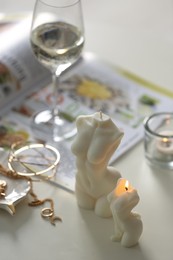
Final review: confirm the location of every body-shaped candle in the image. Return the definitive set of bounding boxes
[71,112,124,218]
[107,178,143,247]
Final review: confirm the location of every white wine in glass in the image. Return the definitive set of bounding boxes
[30,0,84,141]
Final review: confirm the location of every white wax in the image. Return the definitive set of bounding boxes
[71,112,124,218]
[107,178,143,247]
[156,130,173,154]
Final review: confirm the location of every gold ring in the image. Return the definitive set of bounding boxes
[41,208,53,218]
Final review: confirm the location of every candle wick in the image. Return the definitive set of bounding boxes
[100,111,103,120]
[162,138,171,147]
[125,187,128,191]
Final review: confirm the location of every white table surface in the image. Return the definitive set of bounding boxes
[1,0,173,260]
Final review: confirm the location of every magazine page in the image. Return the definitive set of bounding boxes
[0,17,51,116]
[8,52,173,191]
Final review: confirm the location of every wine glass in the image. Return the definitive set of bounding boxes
[30,0,84,142]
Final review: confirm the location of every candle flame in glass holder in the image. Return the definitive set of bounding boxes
[162,137,171,147]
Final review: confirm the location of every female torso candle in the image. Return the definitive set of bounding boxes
[107,178,143,247]
[71,112,124,218]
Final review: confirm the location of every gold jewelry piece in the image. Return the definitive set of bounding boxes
[0,180,7,198]
[0,164,62,225]
[41,208,54,218]
[8,142,60,177]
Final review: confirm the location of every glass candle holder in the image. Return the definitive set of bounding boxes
[144,112,173,169]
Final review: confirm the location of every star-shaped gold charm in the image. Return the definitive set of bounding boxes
[0,176,30,215]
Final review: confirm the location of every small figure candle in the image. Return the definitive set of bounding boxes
[107,178,143,247]
[71,112,124,218]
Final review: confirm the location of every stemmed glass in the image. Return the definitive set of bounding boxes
[30,0,84,141]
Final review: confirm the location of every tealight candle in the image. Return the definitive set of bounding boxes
[156,130,173,154]
[107,178,143,247]
[144,112,173,169]
[71,112,124,218]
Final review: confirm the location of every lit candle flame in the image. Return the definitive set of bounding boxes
[163,137,168,143]
[125,180,129,191]
[162,137,171,147]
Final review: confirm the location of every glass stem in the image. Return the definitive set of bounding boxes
[52,71,61,119]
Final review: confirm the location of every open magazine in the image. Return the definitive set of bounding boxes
[0,18,173,191]
[0,17,51,116]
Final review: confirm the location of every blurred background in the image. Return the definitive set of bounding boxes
[1,0,173,91]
